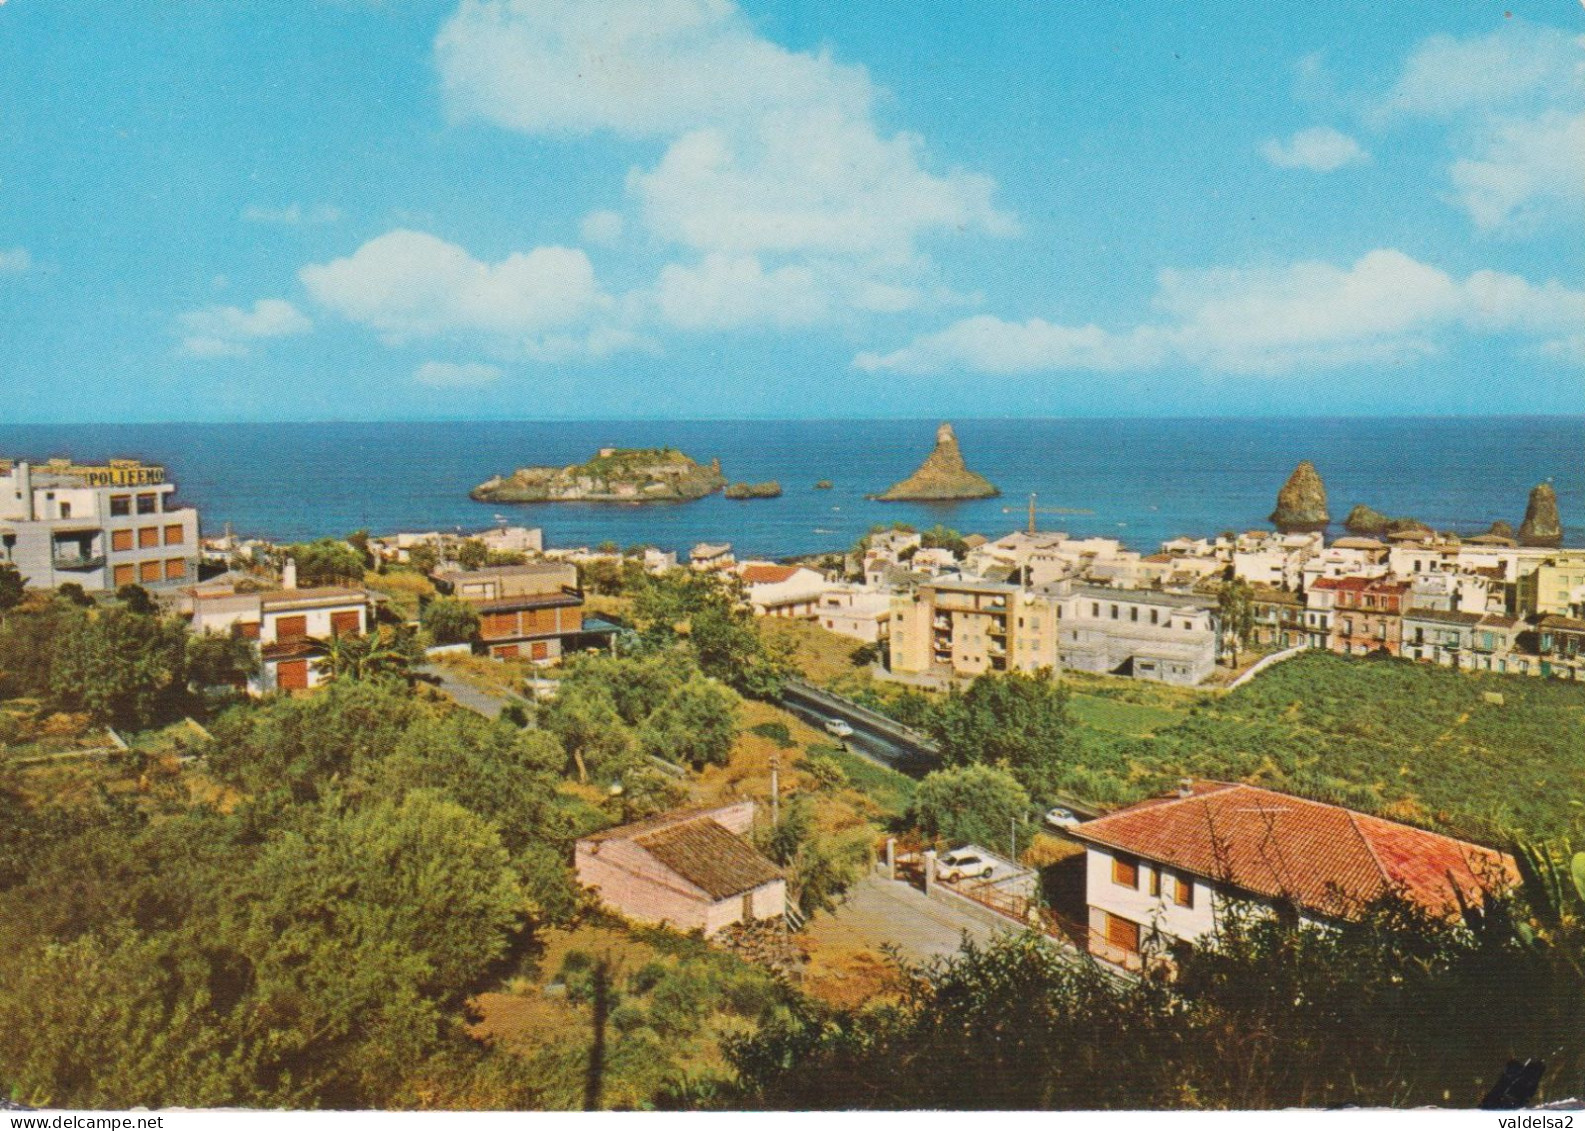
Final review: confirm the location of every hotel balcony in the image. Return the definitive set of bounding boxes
[53,553,106,571]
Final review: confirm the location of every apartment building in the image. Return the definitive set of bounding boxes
[1057,584,1221,685]
[889,577,1026,679]
[1310,575,1411,656]
[1248,585,1305,648]
[736,562,831,617]
[1518,551,1585,619]
[814,585,893,644]
[0,457,200,592]
[435,561,609,661]
[1402,608,1524,673]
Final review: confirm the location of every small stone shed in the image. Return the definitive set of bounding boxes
[575,801,786,935]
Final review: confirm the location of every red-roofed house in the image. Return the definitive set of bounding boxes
[734,561,831,617]
[1068,781,1515,972]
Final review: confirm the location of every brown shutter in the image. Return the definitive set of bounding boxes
[330,610,361,637]
[276,659,309,691]
[113,563,136,587]
[276,615,309,641]
[1106,914,1140,954]
[112,529,134,552]
[139,560,161,583]
[138,527,160,548]
[1112,855,1139,889]
[164,524,184,545]
[164,558,186,580]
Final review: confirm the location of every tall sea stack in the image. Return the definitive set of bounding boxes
[1518,482,1563,548]
[1269,460,1330,533]
[877,422,999,501]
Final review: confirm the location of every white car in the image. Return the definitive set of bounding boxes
[937,848,996,882]
[823,718,854,739]
[1044,806,1080,829]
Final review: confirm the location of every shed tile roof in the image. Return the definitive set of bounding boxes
[634,818,784,900]
[1404,607,1484,626]
[740,564,802,585]
[1068,782,1513,922]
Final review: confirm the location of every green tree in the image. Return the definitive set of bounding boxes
[920,524,969,558]
[0,562,25,612]
[115,583,158,616]
[912,764,1031,855]
[541,680,639,784]
[315,625,421,684]
[186,631,260,690]
[638,676,741,769]
[49,605,190,729]
[407,543,440,574]
[581,558,626,596]
[1218,577,1255,662]
[289,539,367,587]
[456,539,490,571]
[421,596,480,646]
[929,669,1075,800]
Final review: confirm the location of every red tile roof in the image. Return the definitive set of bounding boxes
[1311,576,1373,592]
[1069,782,1514,921]
[634,818,784,900]
[740,564,802,585]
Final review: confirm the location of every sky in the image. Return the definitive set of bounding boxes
[0,0,1581,422]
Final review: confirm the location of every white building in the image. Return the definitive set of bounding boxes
[188,575,376,694]
[1054,583,1221,686]
[736,562,832,617]
[814,585,893,643]
[1069,780,1515,972]
[690,542,735,571]
[0,457,200,592]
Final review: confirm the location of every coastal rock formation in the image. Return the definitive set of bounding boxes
[1343,504,1390,536]
[1484,520,1516,540]
[1518,482,1564,547]
[470,447,727,504]
[814,480,833,490]
[1269,460,1330,533]
[876,423,999,502]
[1344,504,1430,537]
[725,480,783,500]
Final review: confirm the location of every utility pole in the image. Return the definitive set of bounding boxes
[1010,814,1017,862]
[770,752,780,827]
[1028,492,1037,536]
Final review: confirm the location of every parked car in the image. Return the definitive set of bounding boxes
[824,718,854,739]
[1044,806,1080,829]
[937,847,995,882]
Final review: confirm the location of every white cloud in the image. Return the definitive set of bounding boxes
[1375,23,1585,231]
[301,228,608,343]
[242,203,344,226]
[435,0,872,139]
[580,209,625,246]
[177,298,312,359]
[857,249,1585,376]
[1260,126,1367,172]
[654,253,828,330]
[0,248,31,275]
[413,360,503,387]
[434,0,1012,328]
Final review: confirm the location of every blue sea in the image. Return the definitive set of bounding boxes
[0,418,1579,559]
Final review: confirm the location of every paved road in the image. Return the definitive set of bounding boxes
[806,871,1013,963]
[418,664,526,720]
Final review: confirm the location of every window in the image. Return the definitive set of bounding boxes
[1091,602,1099,617]
[1173,875,1194,908]
[1130,607,1138,622]
[164,523,184,546]
[275,615,309,642]
[110,495,131,517]
[1151,609,1159,625]
[1110,605,1119,620]
[330,610,361,637]
[1105,913,1140,955]
[111,529,134,552]
[164,558,186,580]
[1148,868,1161,897]
[138,527,159,549]
[113,563,135,588]
[1112,855,1138,888]
[136,493,158,515]
[59,502,71,519]
[138,560,161,584]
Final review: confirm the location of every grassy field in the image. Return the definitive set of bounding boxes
[760,618,872,687]
[1061,652,1585,842]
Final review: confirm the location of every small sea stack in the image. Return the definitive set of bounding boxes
[876,422,999,502]
[1518,482,1563,548]
[1269,460,1331,533]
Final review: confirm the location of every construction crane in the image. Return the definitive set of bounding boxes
[1000,493,1097,534]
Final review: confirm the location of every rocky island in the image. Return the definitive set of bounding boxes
[725,480,782,500]
[876,422,999,502]
[1343,504,1430,538]
[1518,481,1564,547]
[1269,460,1330,533]
[470,447,727,504]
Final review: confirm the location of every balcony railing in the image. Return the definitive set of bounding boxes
[53,554,106,571]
